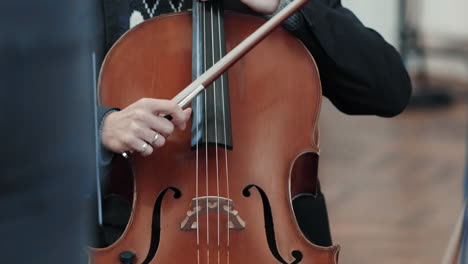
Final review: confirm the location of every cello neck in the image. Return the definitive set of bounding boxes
[191,0,233,149]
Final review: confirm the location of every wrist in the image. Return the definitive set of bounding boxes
[100,109,119,152]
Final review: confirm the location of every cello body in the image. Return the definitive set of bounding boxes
[92,10,340,264]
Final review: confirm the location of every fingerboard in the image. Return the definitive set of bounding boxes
[191,0,233,150]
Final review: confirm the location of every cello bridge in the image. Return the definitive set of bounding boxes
[180,196,246,231]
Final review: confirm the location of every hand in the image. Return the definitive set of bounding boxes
[240,0,280,14]
[101,98,192,157]
[200,0,280,14]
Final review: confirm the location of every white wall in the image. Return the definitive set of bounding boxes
[342,0,468,46]
[420,0,468,36]
[342,0,399,46]
[342,0,468,80]
[342,0,400,45]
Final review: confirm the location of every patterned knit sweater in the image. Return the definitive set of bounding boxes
[102,0,301,51]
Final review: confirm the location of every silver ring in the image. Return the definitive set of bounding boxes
[139,142,149,153]
[151,133,160,144]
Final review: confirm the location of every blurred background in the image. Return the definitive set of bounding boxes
[319,0,468,263]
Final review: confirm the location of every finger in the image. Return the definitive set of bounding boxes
[146,131,165,148]
[151,133,166,149]
[126,137,154,157]
[133,125,167,151]
[146,99,188,127]
[178,108,192,130]
[148,132,160,147]
[137,127,160,145]
[137,98,189,131]
[166,106,192,130]
[134,127,167,149]
[166,108,187,128]
[128,108,175,138]
[146,115,175,137]
[140,143,154,157]
[142,98,180,115]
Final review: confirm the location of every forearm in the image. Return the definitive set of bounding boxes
[293,0,412,117]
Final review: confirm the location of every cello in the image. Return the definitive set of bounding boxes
[92,0,340,263]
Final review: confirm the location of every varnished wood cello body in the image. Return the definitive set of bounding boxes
[92,0,340,263]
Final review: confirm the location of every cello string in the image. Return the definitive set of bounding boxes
[210,3,221,263]
[216,1,231,254]
[202,2,210,262]
[195,0,201,258]
[195,69,201,263]
[208,0,221,259]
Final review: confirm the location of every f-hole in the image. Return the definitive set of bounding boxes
[141,187,182,264]
[243,185,303,263]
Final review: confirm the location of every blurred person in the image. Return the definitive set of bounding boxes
[96,0,412,249]
[0,0,97,263]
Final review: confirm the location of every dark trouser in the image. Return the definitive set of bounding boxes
[293,183,333,247]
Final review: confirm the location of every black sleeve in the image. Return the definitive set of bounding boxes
[98,105,117,123]
[294,0,412,117]
[97,105,119,177]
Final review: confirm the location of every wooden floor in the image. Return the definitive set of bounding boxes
[318,97,467,264]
